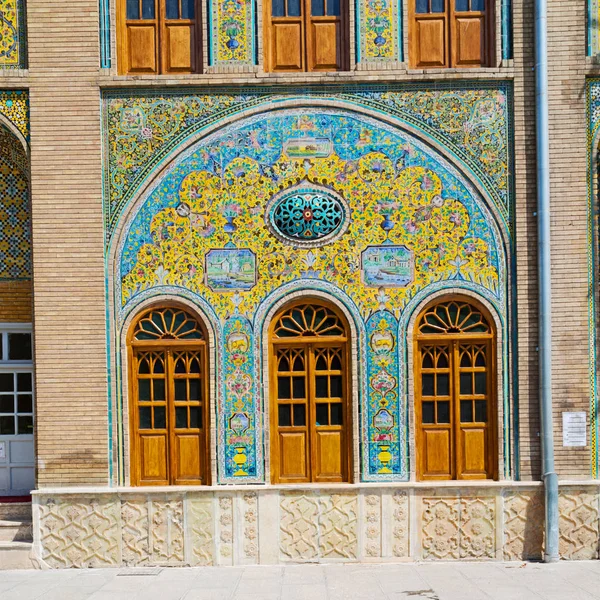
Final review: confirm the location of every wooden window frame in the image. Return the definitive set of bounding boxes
[117,0,203,75]
[408,0,495,69]
[128,305,210,486]
[269,299,353,484]
[263,0,350,72]
[414,297,498,481]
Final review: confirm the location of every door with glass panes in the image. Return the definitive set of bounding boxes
[415,299,497,481]
[0,327,34,495]
[265,0,347,71]
[270,302,350,483]
[129,307,209,486]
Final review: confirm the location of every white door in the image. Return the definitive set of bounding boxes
[0,326,34,496]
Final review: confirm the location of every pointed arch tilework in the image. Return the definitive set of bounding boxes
[110,103,510,482]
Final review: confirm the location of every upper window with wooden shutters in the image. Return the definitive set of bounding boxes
[409,0,493,68]
[264,0,349,72]
[118,0,200,74]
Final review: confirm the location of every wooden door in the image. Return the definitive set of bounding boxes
[415,299,496,481]
[129,307,209,486]
[270,302,350,483]
[119,0,199,74]
[265,0,346,71]
[409,0,490,68]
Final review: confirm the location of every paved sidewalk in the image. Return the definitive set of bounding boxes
[1,561,600,600]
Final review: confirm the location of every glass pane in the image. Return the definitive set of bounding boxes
[292,354,304,371]
[475,372,486,395]
[460,373,472,395]
[154,379,165,401]
[17,372,32,391]
[330,403,343,425]
[437,401,450,423]
[189,357,200,373]
[293,403,306,426]
[142,0,155,18]
[416,0,428,12]
[166,0,179,19]
[189,379,201,401]
[422,401,435,424]
[139,358,150,374]
[475,400,487,422]
[182,0,195,18]
[330,353,342,370]
[455,0,468,10]
[422,374,434,396]
[316,403,329,426]
[0,395,13,413]
[330,375,343,398]
[175,357,186,373]
[460,400,473,422]
[288,0,301,17]
[292,377,305,399]
[176,406,187,428]
[475,351,486,367]
[0,373,13,392]
[316,376,328,398]
[154,406,166,429]
[278,377,291,399]
[431,0,444,13]
[279,404,291,426]
[18,416,33,434]
[138,379,151,401]
[127,0,140,19]
[190,406,201,428]
[17,395,32,413]
[326,0,340,15]
[422,352,433,369]
[154,357,165,374]
[460,352,471,367]
[139,406,152,429]
[272,0,284,16]
[312,0,324,16]
[437,374,449,396]
[472,0,485,10]
[8,334,32,361]
[0,416,14,434]
[279,354,290,371]
[175,380,187,401]
[437,352,448,368]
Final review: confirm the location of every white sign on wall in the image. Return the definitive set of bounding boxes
[0,442,5,460]
[562,412,587,447]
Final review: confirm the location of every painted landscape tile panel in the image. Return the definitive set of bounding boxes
[205,248,256,291]
[362,245,413,287]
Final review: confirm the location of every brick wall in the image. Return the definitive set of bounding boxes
[0,281,32,322]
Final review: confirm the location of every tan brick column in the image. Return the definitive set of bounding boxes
[27,0,108,485]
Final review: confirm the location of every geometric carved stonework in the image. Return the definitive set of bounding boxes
[242,492,259,562]
[188,495,214,566]
[279,492,358,561]
[503,490,544,561]
[121,498,150,565]
[558,490,599,560]
[363,493,382,558]
[392,490,409,558]
[421,495,496,560]
[38,496,120,568]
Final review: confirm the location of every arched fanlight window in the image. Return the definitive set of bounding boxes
[129,306,209,486]
[415,298,497,481]
[269,300,351,483]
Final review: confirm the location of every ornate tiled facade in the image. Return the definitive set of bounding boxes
[0,0,26,68]
[105,85,512,484]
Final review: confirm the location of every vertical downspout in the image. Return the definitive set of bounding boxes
[534,0,559,563]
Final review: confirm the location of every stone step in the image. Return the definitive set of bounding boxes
[0,520,32,543]
[0,502,32,521]
[0,542,37,569]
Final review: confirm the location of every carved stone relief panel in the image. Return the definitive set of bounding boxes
[121,497,150,566]
[363,493,382,558]
[150,499,185,564]
[241,492,259,563]
[187,495,215,566]
[392,490,409,558]
[459,497,495,559]
[422,497,460,560]
[559,490,599,560]
[216,495,234,565]
[38,495,120,568]
[503,490,543,561]
[319,493,358,559]
[280,492,319,561]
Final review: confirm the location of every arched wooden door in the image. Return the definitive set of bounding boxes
[269,300,351,483]
[415,298,497,481]
[129,306,210,486]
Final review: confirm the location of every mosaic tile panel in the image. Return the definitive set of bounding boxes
[103,84,513,239]
[210,0,254,66]
[116,107,506,481]
[0,124,30,280]
[357,0,400,62]
[0,0,26,68]
[0,90,29,139]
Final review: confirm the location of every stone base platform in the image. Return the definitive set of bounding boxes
[29,482,600,568]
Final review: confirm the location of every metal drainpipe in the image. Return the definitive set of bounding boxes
[534,0,559,563]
